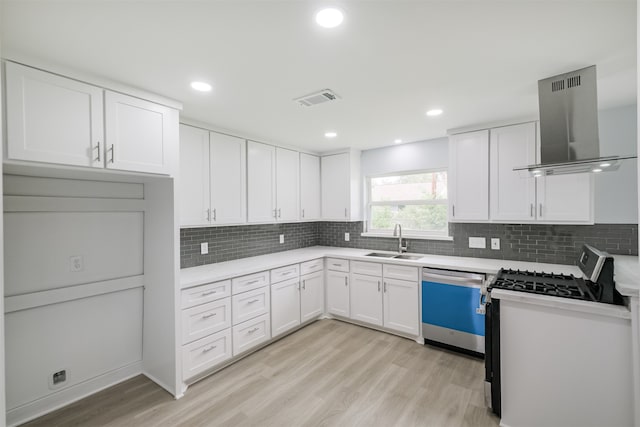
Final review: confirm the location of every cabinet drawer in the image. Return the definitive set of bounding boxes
[271,264,299,284]
[232,271,270,295]
[181,280,231,309]
[384,264,419,282]
[351,261,382,277]
[182,328,232,381]
[326,258,349,272]
[232,286,270,325]
[181,298,231,345]
[233,313,271,356]
[300,258,324,275]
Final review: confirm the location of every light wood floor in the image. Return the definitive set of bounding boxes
[24,320,499,427]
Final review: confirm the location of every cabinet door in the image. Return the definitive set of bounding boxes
[350,273,383,326]
[321,153,350,220]
[5,62,104,168]
[326,271,350,317]
[449,130,489,221]
[247,141,276,222]
[490,123,537,222]
[383,278,419,336]
[301,271,324,322]
[104,91,175,174]
[537,174,593,223]
[210,132,246,224]
[270,278,301,338]
[179,125,210,227]
[275,147,299,221]
[300,153,321,220]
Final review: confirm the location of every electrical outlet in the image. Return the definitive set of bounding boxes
[69,256,83,272]
[345,233,350,242]
[468,237,486,249]
[200,242,208,254]
[279,234,284,244]
[491,238,501,250]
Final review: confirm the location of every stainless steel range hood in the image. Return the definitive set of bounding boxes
[514,65,635,176]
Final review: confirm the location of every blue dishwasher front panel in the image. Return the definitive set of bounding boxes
[422,279,485,353]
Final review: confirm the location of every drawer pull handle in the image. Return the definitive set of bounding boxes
[282,271,292,275]
[247,299,260,303]
[378,281,381,292]
[201,290,217,296]
[332,263,341,267]
[202,345,217,353]
[246,279,260,285]
[302,280,306,290]
[309,264,318,269]
[247,327,259,334]
[202,313,217,319]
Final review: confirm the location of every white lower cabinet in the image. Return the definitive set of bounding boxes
[326,269,350,317]
[233,313,271,356]
[271,277,302,337]
[350,273,383,326]
[181,298,231,345]
[300,271,324,322]
[383,278,419,336]
[232,286,270,325]
[182,329,232,381]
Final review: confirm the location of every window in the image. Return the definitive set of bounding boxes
[367,170,448,237]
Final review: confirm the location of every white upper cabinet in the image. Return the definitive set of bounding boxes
[490,123,537,222]
[275,147,299,221]
[299,153,321,220]
[104,91,175,174]
[449,130,490,221]
[321,150,361,221]
[179,127,247,227]
[179,125,210,227]
[5,61,104,168]
[537,174,593,222]
[5,61,178,175]
[210,132,246,225]
[247,141,277,223]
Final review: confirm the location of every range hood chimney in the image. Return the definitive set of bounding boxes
[514,65,635,176]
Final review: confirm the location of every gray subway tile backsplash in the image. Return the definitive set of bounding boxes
[181,221,638,268]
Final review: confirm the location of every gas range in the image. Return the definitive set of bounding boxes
[488,244,623,305]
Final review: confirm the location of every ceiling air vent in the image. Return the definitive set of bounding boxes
[294,89,341,107]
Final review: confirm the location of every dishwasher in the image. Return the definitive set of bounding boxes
[422,267,486,355]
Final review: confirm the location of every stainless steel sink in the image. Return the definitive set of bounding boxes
[393,254,423,260]
[364,252,396,258]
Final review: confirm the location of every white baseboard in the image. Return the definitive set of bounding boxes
[7,361,142,427]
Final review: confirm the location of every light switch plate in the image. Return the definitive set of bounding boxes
[279,234,284,244]
[345,233,350,241]
[491,238,501,250]
[200,242,208,254]
[468,237,486,249]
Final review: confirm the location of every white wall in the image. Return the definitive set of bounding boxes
[595,104,638,223]
[361,137,448,177]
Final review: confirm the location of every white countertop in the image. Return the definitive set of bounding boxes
[180,245,583,289]
[612,255,640,298]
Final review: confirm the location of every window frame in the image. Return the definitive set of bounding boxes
[365,168,449,238]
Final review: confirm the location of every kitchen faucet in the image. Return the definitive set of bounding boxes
[393,223,408,253]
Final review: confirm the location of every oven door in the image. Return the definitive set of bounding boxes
[484,298,501,416]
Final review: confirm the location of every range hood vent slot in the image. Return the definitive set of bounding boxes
[551,79,565,92]
[567,75,581,88]
[294,89,341,107]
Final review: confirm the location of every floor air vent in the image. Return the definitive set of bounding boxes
[294,89,341,107]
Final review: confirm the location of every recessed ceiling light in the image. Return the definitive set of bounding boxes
[426,109,443,117]
[592,168,603,173]
[324,131,337,138]
[190,81,212,92]
[600,162,611,168]
[394,139,403,144]
[316,8,344,28]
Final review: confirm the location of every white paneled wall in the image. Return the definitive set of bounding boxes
[3,175,146,425]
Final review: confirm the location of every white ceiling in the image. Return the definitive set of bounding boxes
[1,1,636,153]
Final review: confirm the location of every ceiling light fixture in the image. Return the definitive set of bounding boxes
[592,168,603,173]
[324,131,337,138]
[600,162,611,168]
[394,139,402,144]
[190,81,212,92]
[426,109,443,117]
[316,8,344,28]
